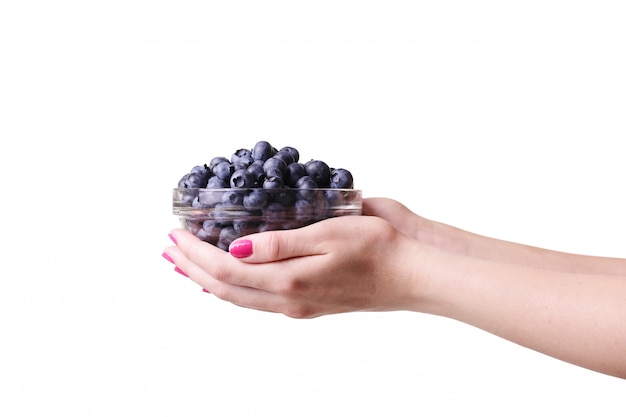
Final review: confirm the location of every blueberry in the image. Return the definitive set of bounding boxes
[314,193,330,218]
[195,228,212,243]
[262,202,289,222]
[272,188,297,206]
[246,160,266,186]
[272,150,295,166]
[191,196,203,208]
[213,161,233,180]
[243,189,268,210]
[233,157,254,171]
[233,219,261,237]
[263,156,287,178]
[218,226,240,251]
[264,167,283,179]
[232,149,254,170]
[175,141,358,251]
[295,175,316,188]
[177,187,197,205]
[294,198,314,221]
[330,168,353,189]
[221,190,244,206]
[231,148,252,165]
[184,218,203,235]
[324,189,347,208]
[295,176,318,202]
[177,173,189,188]
[196,189,223,207]
[279,146,299,163]
[190,164,209,174]
[304,159,331,187]
[191,164,211,180]
[179,171,208,188]
[229,169,257,188]
[212,204,232,223]
[262,176,285,190]
[252,140,275,162]
[201,220,222,245]
[206,176,228,189]
[284,162,306,187]
[209,156,230,170]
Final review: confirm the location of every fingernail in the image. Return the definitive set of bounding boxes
[162,252,174,264]
[169,233,178,245]
[202,288,211,293]
[174,266,188,277]
[229,239,253,258]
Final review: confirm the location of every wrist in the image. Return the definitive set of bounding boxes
[394,239,463,315]
[414,217,472,255]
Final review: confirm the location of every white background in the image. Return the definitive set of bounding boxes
[1,1,625,416]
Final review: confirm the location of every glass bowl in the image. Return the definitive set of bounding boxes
[173,188,362,251]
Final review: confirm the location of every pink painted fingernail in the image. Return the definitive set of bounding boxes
[162,252,174,264]
[229,239,253,258]
[169,233,178,245]
[202,288,211,293]
[174,266,188,277]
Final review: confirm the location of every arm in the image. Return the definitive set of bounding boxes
[163,200,626,378]
[363,198,626,275]
[367,197,626,377]
[419,245,626,379]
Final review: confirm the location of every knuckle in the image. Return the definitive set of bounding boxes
[211,285,233,302]
[210,263,232,283]
[187,239,209,263]
[282,303,316,319]
[276,277,310,297]
[263,231,283,260]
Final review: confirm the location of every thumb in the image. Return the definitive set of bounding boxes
[227,226,324,263]
[362,197,412,220]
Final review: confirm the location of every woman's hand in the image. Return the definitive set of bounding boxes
[162,197,626,377]
[163,213,428,318]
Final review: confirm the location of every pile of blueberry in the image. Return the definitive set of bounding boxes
[173,140,361,250]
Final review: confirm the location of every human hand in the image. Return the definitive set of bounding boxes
[163,211,428,318]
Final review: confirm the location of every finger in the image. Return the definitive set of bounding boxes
[164,241,318,316]
[362,198,421,238]
[167,228,246,282]
[163,244,291,313]
[227,219,336,263]
[167,228,300,292]
[163,242,220,287]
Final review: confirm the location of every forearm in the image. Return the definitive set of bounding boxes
[418,218,626,275]
[362,198,626,275]
[412,245,626,378]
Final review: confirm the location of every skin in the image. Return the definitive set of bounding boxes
[163,197,626,379]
